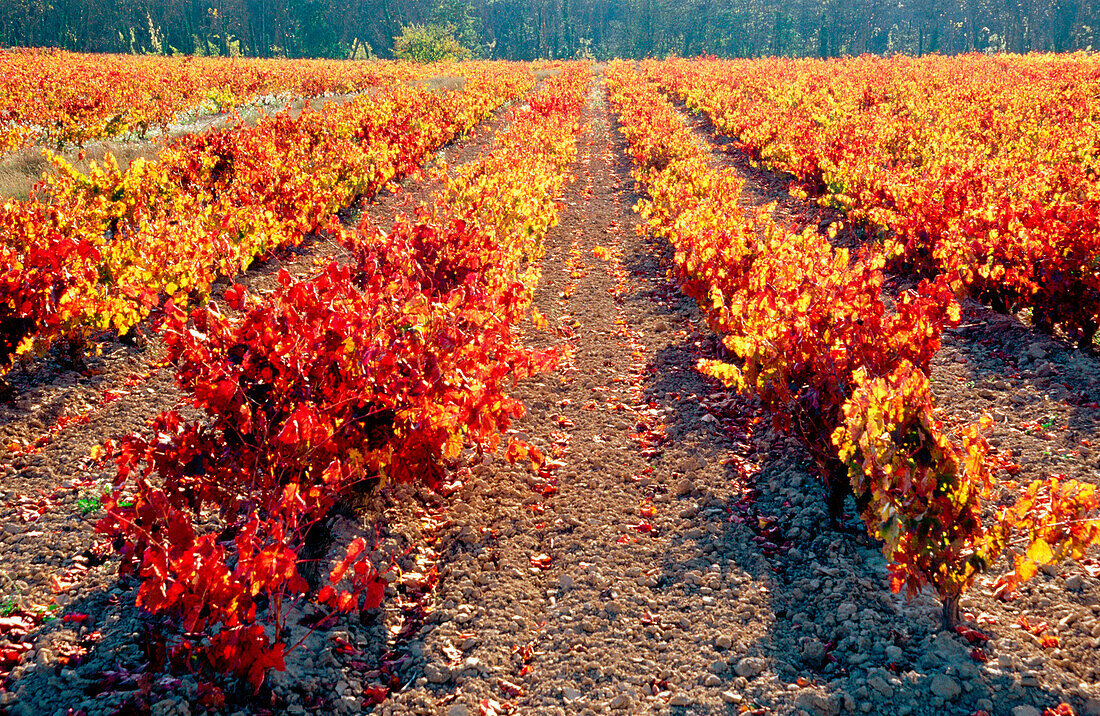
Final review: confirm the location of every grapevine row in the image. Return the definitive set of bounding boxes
[95,63,589,691]
[0,49,441,152]
[605,61,1100,628]
[0,63,533,380]
[646,55,1100,349]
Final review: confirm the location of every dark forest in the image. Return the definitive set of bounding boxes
[1,0,1096,60]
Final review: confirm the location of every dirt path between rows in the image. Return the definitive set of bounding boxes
[379,75,790,716]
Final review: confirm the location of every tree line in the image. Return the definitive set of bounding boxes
[1,0,1096,60]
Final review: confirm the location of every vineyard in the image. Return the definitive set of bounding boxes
[0,51,1097,716]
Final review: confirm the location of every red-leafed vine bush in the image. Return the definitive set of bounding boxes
[607,61,1100,628]
[0,64,534,386]
[97,62,588,692]
[647,55,1100,350]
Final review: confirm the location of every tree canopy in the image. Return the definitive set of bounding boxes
[1,0,1095,59]
[392,23,473,63]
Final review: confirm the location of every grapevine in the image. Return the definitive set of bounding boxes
[96,64,589,689]
[607,61,1100,628]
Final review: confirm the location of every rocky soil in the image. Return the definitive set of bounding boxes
[0,71,1098,716]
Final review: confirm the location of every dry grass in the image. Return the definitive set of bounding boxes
[0,141,164,201]
[408,75,466,93]
[0,148,50,201]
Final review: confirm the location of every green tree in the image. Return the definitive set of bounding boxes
[430,0,482,53]
[392,22,473,61]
